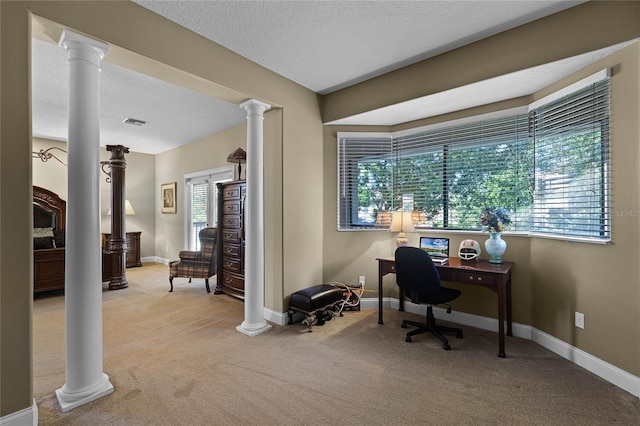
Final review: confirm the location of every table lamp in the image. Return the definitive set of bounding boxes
[227,147,247,180]
[389,211,415,247]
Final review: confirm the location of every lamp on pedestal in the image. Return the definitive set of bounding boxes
[227,147,247,180]
[389,211,415,247]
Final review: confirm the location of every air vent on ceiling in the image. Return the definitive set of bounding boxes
[123,117,147,127]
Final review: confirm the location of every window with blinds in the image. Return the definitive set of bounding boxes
[337,71,610,242]
[530,79,610,240]
[186,177,216,251]
[184,165,234,251]
[394,115,531,231]
[338,135,393,229]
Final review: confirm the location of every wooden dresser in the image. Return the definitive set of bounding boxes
[101,231,142,268]
[216,180,246,300]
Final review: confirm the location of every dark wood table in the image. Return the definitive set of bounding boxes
[376,256,514,357]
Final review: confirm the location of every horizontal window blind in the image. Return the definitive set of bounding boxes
[338,135,393,229]
[395,115,530,230]
[186,177,215,250]
[337,72,610,243]
[530,79,610,240]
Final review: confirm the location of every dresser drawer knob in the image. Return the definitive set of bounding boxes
[226,248,232,253]
[477,277,482,282]
[226,262,233,267]
[225,278,232,284]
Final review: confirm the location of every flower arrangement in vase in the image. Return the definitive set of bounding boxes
[480,208,512,263]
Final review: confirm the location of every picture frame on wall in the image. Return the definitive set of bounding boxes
[161,182,177,214]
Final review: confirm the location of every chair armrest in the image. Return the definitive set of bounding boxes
[178,250,202,261]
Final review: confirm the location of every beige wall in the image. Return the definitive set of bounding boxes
[528,44,640,373]
[155,123,248,261]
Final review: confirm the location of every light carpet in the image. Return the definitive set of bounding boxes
[33,263,640,425]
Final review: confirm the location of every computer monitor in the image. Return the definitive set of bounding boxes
[419,237,450,259]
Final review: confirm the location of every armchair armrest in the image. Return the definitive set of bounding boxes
[178,250,203,261]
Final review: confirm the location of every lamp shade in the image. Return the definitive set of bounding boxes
[389,211,415,247]
[389,211,415,233]
[107,200,136,215]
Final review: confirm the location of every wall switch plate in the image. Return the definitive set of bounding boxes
[575,311,585,329]
[359,276,365,287]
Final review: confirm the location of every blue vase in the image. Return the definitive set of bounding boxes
[484,232,507,264]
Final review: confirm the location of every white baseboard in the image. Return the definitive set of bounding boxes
[531,328,640,398]
[0,399,38,426]
[360,297,639,398]
[264,307,288,326]
[141,256,169,265]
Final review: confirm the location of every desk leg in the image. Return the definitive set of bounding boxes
[378,263,384,325]
[506,278,513,337]
[497,280,506,358]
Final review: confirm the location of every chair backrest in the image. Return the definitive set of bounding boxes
[199,227,217,274]
[394,246,441,302]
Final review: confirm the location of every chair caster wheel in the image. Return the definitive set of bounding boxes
[456,331,463,339]
[443,343,451,350]
[406,336,412,343]
[401,323,408,329]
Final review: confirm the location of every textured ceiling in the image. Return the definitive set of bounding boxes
[33,0,603,154]
[134,0,584,94]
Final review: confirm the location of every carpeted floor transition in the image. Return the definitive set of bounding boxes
[33,263,639,425]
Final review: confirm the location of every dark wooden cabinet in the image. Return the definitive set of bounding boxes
[216,180,245,300]
[101,231,142,268]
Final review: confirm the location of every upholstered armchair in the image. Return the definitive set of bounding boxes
[168,227,217,293]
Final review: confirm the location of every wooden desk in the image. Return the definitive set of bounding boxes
[376,257,513,358]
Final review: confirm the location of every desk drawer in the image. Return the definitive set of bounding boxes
[457,271,495,286]
[437,268,456,282]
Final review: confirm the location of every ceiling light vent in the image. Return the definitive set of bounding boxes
[123,117,147,127]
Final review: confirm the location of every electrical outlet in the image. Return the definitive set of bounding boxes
[359,276,365,287]
[575,311,585,329]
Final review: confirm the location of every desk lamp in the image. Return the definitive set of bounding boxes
[389,211,415,247]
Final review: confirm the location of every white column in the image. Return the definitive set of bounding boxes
[237,99,272,337]
[55,30,113,412]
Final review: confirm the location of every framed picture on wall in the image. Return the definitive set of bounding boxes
[161,182,177,214]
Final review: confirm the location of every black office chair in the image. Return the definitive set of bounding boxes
[395,246,463,350]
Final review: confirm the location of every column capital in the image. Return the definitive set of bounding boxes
[240,99,271,116]
[59,30,109,64]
